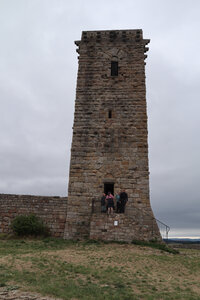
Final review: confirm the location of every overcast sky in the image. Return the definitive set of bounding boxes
[0,0,200,237]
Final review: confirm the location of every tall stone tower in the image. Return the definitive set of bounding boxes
[64,30,161,242]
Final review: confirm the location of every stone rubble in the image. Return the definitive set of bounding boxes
[0,287,61,300]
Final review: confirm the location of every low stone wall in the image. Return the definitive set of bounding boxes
[0,194,67,237]
[90,211,161,242]
[0,194,161,241]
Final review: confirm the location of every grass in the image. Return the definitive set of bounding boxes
[131,240,179,254]
[0,238,200,299]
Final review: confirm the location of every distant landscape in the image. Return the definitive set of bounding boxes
[165,238,200,244]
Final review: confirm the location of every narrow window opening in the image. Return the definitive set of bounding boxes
[108,110,112,118]
[111,61,118,76]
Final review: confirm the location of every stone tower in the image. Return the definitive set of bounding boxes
[64,30,161,242]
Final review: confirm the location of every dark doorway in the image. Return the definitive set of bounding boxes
[104,183,114,195]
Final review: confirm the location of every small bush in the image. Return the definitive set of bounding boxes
[11,214,49,237]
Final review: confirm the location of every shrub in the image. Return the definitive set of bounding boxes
[11,214,49,237]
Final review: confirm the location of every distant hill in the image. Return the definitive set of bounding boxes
[164,238,200,244]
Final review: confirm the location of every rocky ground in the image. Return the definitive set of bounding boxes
[0,287,61,300]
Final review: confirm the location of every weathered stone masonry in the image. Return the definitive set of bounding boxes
[0,29,161,242]
[0,194,67,237]
[64,30,161,241]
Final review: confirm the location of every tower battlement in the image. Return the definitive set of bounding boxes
[75,30,150,60]
[76,29,149,45]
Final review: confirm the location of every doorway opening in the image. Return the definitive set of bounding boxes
[104,183,114,195]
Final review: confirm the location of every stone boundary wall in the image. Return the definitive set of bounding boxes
[0,194,67,237]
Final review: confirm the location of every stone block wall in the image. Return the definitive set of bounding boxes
[90,209,161,242]
[0,194,67,237]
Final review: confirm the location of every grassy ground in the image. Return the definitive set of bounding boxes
[0,238,200,299]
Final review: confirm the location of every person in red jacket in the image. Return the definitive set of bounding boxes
[106,192,115,215]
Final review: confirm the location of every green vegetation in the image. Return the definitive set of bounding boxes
[132,239,179,254]
[0,238,199,299]
[11,214,48,237]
